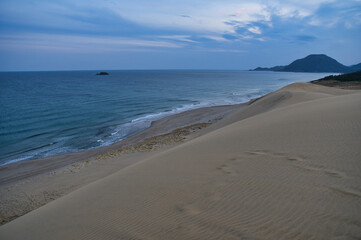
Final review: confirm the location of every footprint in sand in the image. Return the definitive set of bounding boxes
[228,157,238,162]
[175,202,203,215]
[216,164,236,176]
[242,150,347,179]
[328,187,361,198]
[245,150,303,162]
[285,156,305,162]
[227,150,347,181]
[296,165,346,179]
[324,170,344,178]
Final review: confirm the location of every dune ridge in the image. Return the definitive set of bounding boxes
[1,83,360,239]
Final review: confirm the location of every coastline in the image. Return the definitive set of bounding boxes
[1,81,360,239]
[0,102,247,225]
[0,103,245,185]
[1,70,332,167]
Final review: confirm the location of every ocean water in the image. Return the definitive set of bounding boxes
[0,70,329,165]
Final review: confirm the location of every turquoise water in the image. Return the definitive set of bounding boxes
[0,70,329,165]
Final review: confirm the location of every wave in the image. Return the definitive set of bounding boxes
[96,102,214,147]
[0,137,73,166]
[95,89,268,148]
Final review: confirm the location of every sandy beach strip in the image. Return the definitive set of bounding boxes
[1,82,361,239]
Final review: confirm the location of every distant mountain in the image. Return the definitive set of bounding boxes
[349,63,361,72]
[253,66,284,71]
[252,54,360,73]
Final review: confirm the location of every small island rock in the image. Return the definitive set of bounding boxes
[96,72,109,75]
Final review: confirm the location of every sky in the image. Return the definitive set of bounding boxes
[0,0,360,71]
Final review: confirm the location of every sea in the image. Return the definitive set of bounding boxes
[0,70,330,166]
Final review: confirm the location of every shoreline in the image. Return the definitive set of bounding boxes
[0,102,244,168]
[0,102,247,225]
[0,103,246,186]
[1,80,360,238]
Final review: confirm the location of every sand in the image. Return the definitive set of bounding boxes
[1,82,360,239]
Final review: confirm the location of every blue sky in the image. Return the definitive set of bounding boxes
[0,0,360,71]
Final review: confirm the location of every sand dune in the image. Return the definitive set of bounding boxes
[1,83,360,239]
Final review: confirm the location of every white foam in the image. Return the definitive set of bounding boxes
[0,137,74,166]
[99,89,276,147]
[0,155,33,166]
[98,102,213,146]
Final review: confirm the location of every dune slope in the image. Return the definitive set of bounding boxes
[1,83,360,240]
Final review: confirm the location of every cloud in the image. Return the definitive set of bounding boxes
[99,0,346,36]
[2,0,359,40]
[0,1,99,31]
[196,48,246,53]
[308,1,361,28]
[0,33,184,52]
[202,35,230,42]
[222,34,239,40]
[0,0,360,57]
[158,35,198,43]
[248,26,262,34]
[294,35,317,42]
[0,0,360,71]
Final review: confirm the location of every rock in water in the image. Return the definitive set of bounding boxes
[96,72,109,75]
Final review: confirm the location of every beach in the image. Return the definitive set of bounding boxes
[1,82,361,239]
